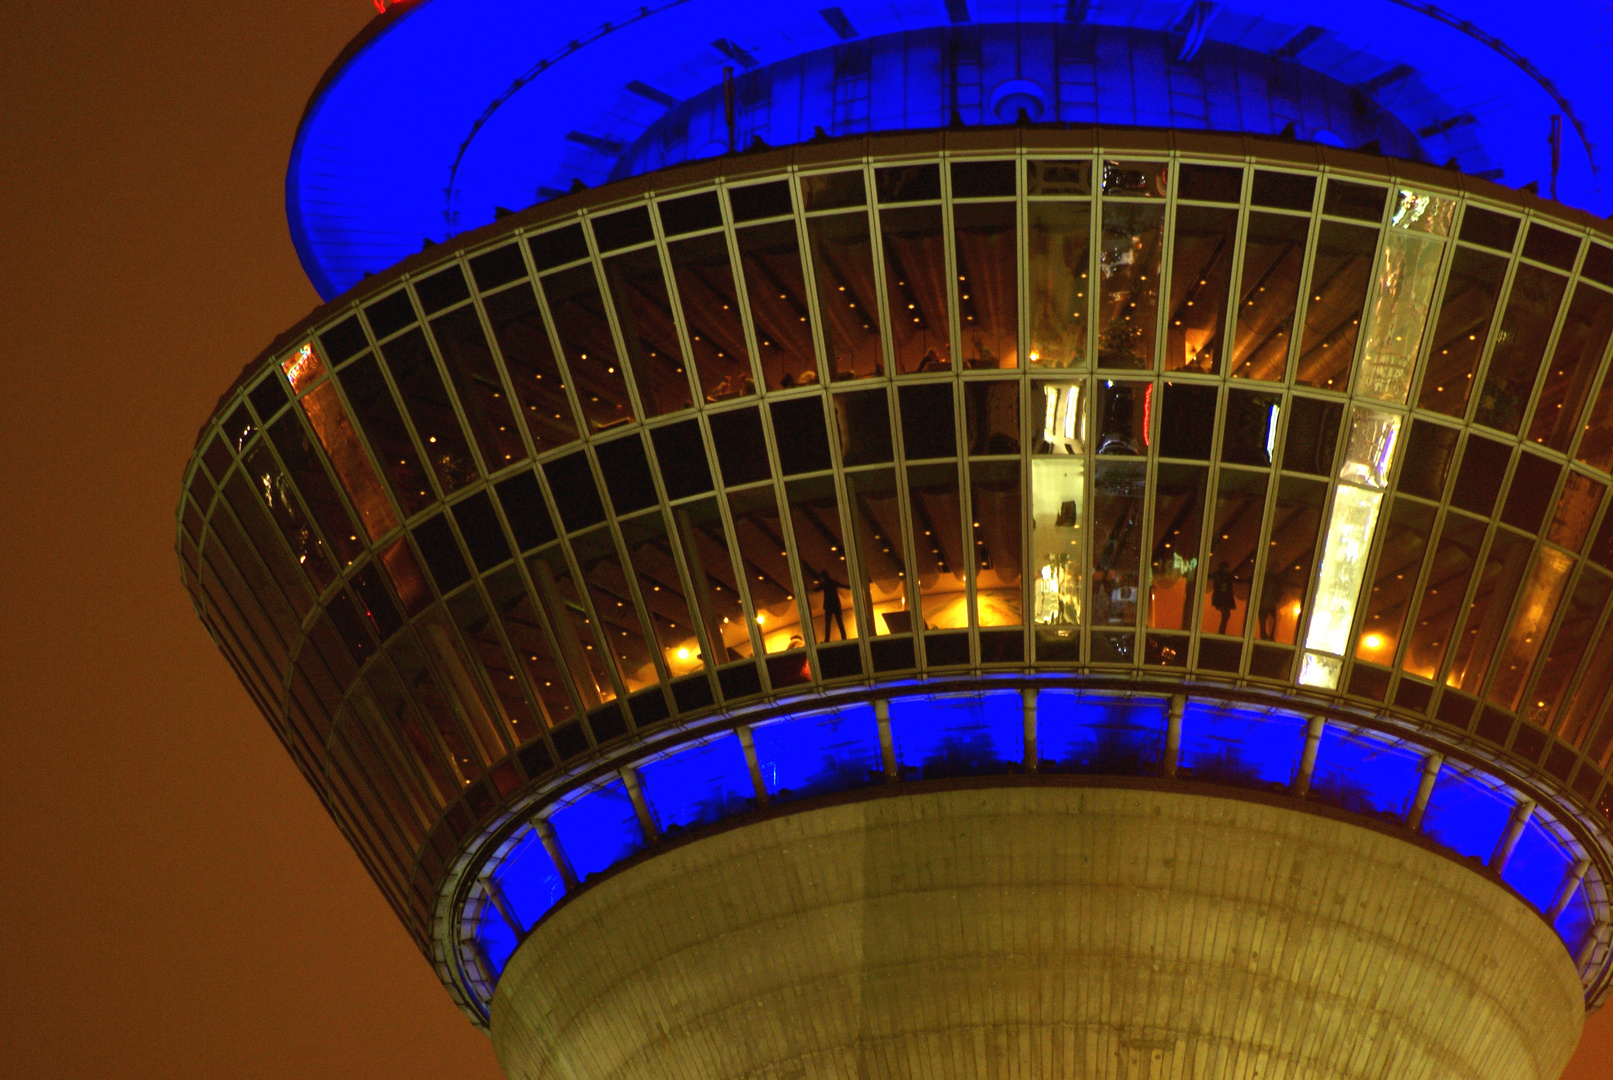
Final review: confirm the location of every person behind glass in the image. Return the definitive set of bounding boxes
[1257,570,1282,641]
[813,569,848,642]
[1209,560,1238,635]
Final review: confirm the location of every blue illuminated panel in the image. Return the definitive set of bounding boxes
[548,779,646,881]
[888,691,1023,779]
[1421,765,1514,862]
[751,704,881,802]
[1556,881,1596,958]
[638,733,756,832]
[1502,817,1576,914]
[492,829,566,929]
[1310,725,1425,818]
[1177,703,1305,787]
[475,902,517,975]
[1038,691,1167,774]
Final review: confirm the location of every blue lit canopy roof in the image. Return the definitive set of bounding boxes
[290,0,1613,299]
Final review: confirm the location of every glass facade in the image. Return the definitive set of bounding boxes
[183,137,1613,1017]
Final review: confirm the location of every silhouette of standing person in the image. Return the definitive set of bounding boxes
[814,569,847,642]
[1209,561,1237,635]
[1257,571,1282,641]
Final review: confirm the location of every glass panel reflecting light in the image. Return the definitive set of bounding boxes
[1401,513,1485,680]
[1417,247,1508,417]
[1295,222,1377,390]
[806,211,884,381]
[1354,193,1453,404]
[1032,458,1085,633]
[1026,202,1089,367]
[1302,485,1386,673]
[878,205,951,374]
[1487,547,1574,711]
[1165,205,1237,374]
[954,202,1018,369]
[1147,464,1207,631]
[1230,211,1308,381]
[969,460,1023,626]
[1097,203,1163,369]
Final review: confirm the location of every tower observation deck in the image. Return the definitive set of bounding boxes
[182,3,1613,1077]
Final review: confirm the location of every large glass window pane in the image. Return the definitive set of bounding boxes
[1094,379,1149,456]
[846,468,910,635]
[484,564,576,726]
[1096,203,1164,369]
[1202,469,1268,637]
[429,304,527,468]
[603,247,694,417]
[417,612,511,764]
[1295,222,1377,391]
[446,588,543,744]
[1446,529,1532,694]
[907,463,969,630]
[569,526,657,691]
[728,486,806,652]
[1353,499,1435,665]
[1091,460,1146,629]
[964,381,1019,455]
[288,374,396,548]
[1560,616,1613,748]
[1230,212,1309,381]
[542,265,635,432]
[969,460,1022,627]
[670,497,752,662]
[954,202,1018,369]
[618,511,703,677]
[735,222,818,389]
[1486,547,1574,710]
[1033,381,1087,455]
[388,629,484,783]
[786,476,858,643]
[878,205,951,374]
[1474,266,1569,433]
[241,441,337,593]
[1026,202,1089,368]
[480,283,580,453]
[666,233,753,402]
[1528,283,1613,450]
[1546,473,1604,552]
[1256,476,1327,645]
[1417,247,1508,417]
[1401,514,1486,680]
[1338,407,1401,490]
[1165,205,1238,374]
[379,328,479,493]
[806,211,883,382]
[1300,485,1385,687]
[1147,464,1207,631]
[1032,458,1085,636]
[1354,207,1453,405]
[333,353,435,516]
[527,545,616,706]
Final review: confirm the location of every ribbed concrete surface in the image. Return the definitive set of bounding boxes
[490,786,1584,1080]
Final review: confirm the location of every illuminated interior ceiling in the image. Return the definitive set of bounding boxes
[290,0,1613,300]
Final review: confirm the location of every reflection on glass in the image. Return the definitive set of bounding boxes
[735,222,818,389]
[846,468,909,635]
[1389,188,1455,236]
[1026,202,1089,367]
[954,202,1018,368]
[348,674,453,808]
[906,463,968,631]
[1354,212,1450,405]
[1529,283,1613,450]
[380,328,479,493]
[1487,547,1573,710]
[969,460,1022,626]
[879,205,951,374]
[1201,469,1268,637]
[1546,473,1604,552]
[1256,476,1326,645]
[1295,222,1377,390]
[282,341,326,392]
[1034,381,1086,455]
[446,588,542,743]
[242,441,336,592]
[1221,390,1281,467]
[834,387,894,465]
[1417,248,1507,417]
[1338,407,1401,489]
[1230,212,1309,381]
[267,411,371,560]
[1474,266,1568,433]
[1096,203,1164,369]
[527,544,616,706]
[220,471,315,616]
[1090,460,1146,629]
[1300,486,1385,686]
[570,527,657,691]
[1147,464,1207,631]
[1165,205,1237,374]
[542,265,635,432]
[1094,379,1149,456]
[1446,528,1531,694]
[480,283,579,453]
[616,511,703,677]
[1352,499,1435,664]
[429,305,527,469]
[1032,458,1084,631]
[670,497,752,661]
[484,564,576,726]
[805,211,883,381]
[785,476,857,643]
[1401,513,1485,679]
[389,629,484,783]
[603,247,694,417]
[1576,377,1613,472]
[727,486,806,652]
[1559,607,1613,747]
[335,353,435,515]
[1102,160,1168,197]
[964,381,1019,455]
[666,233,753,402]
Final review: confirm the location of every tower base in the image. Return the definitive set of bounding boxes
[490,785,1582,1080]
